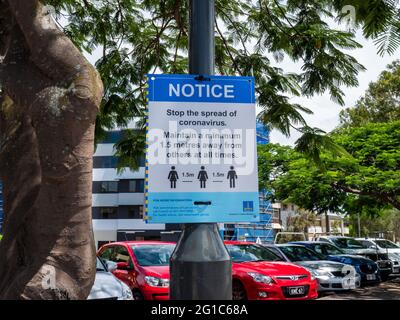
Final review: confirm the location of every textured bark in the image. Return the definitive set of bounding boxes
[0,0,103,299]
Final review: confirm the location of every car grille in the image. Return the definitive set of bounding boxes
[275,275,308,281]
[331,271,346,278]
[360,264,377,274]
[377,261,392,269]
[282,285,309,298]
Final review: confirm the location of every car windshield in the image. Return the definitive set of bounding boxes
[331,238,365,249]
[132,244,175,267]
[280,246,325,262]
[227,244,283,263]
[96,257,107,272]
[375,239,400,249]
[323,244,345,255]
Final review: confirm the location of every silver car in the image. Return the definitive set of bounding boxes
[356,238,400,275]
[88,257,133,300]
[264,244,361,292]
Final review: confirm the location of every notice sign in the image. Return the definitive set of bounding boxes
[145,74,259,223]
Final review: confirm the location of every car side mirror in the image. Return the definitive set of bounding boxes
[106,261,117,273]
[116,262,133,271]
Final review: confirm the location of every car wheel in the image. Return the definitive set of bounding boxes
[132,290,144,300]
[232,280,247,300]
[380,273,390,281]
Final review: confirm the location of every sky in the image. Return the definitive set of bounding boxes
[268,30,398,146]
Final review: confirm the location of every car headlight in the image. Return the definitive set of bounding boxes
[309,270,316,281]
[389,253,400,261]
[248,272,275,284]
[145,276,170,287]
[307,268,333,278]
[119,283,134,300]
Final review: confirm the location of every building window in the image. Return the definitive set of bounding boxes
[129,179,145,193]
[138,206,144,219]
[100,181,118,193]
[93,156,119,168]
[100,208,117,219]
[93,155,145,169]
[117,205,144,219]
[100,131,124,144]
[92,181,119,193]
[93,207,118,219]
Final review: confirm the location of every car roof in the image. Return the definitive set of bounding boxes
[100,241,176,247]
[224,241,257,245]
[356,238,385,241]
[290,241,334,245]
[275,243,304,247]
[320,236,351,239]
[289,241,314,244]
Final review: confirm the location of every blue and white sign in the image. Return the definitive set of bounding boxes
[145,74,259,223]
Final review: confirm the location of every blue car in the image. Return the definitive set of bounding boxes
[290,241,381,286]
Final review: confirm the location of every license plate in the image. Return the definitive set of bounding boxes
[288,286,305,295]
[366,274,376,281]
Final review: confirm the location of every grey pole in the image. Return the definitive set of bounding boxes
[169,0,232,300]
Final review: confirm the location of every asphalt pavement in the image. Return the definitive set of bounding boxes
[318,277,400,300]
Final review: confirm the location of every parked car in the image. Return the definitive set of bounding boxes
[88,257,134,300]
[263,243,361,292]
[316,236,393,280]
[224,241,318,300]
[315,236,377,255]
[356,238,400,275]
[97,241,174,300]
[289,241,383,284]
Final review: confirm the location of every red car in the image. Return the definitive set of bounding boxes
[225,241,319,300]
[97,241,174,300]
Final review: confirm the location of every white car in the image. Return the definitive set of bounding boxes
[88,257,134,300]
[356,238,400,275]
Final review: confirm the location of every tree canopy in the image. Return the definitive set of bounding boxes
[339,60,400,127]
[39,0,392,166]
[262,120,400,216]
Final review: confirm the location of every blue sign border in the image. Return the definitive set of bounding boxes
[145,74,259,224]
[147,74,255,104]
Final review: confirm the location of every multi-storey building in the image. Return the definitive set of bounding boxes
[92,131,182,248]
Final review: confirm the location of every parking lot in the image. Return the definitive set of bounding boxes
[319,277,400,300]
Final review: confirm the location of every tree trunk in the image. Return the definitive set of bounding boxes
[0,0,103,299]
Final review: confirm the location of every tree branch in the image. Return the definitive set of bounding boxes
[215,18,241,75]
[6,0,93,86]
[332,182,400,210]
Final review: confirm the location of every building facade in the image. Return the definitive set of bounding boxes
[92,131,182,248]
[276,203,349,240]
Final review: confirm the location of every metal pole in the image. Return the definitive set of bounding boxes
[169,0,232,300]
[357,212,361,237]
